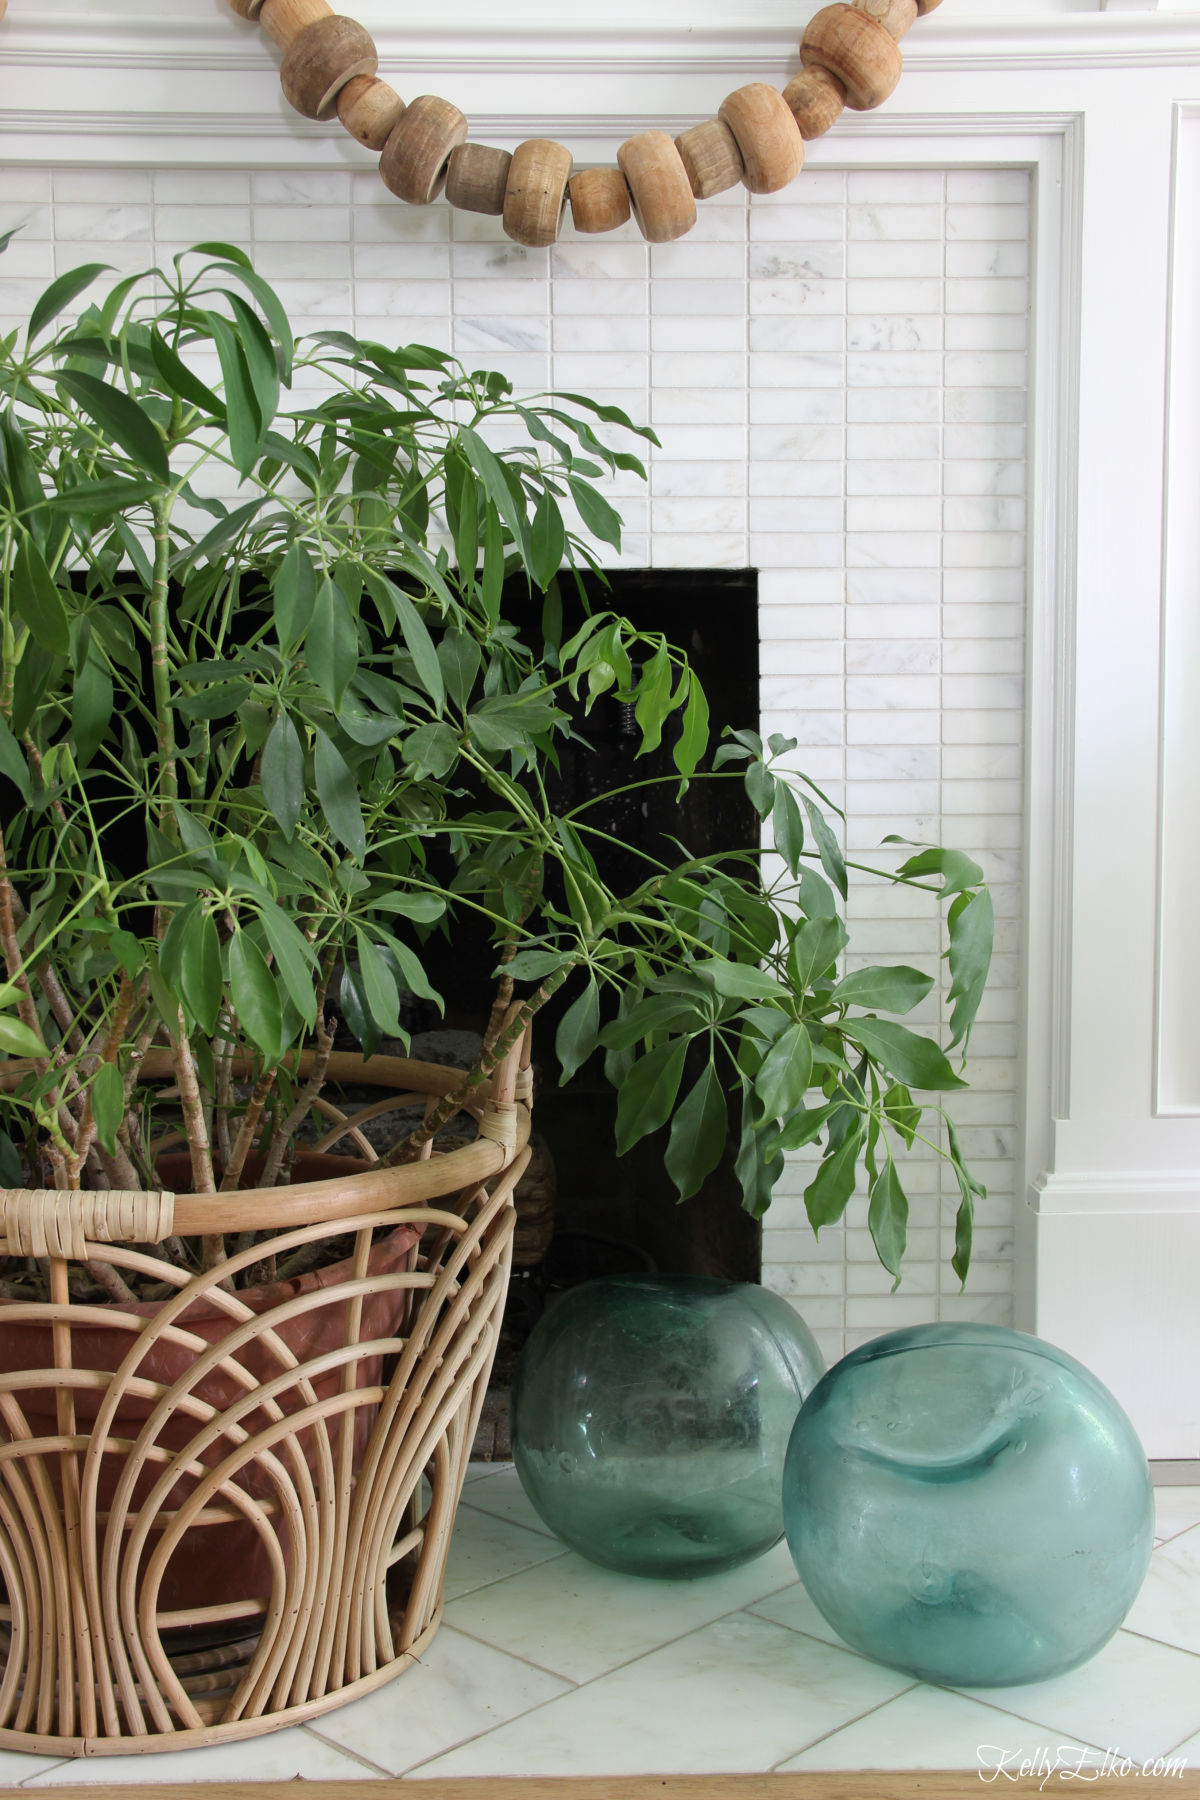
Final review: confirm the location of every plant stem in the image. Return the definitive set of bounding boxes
[148,496,178,826]
[258,949,338,1189]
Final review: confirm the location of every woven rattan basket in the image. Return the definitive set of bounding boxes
[0,1033,530,1755]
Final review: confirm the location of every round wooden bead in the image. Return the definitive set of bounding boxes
[852,0,918,38]
[280,15,377,122]
[718,83,804,196]
[800,4,903,112]
[260,0,331,51]
[568,168,632,235]
[380,96,469,207]
[915,0,944,10]
[782,67,847,140]
[504,140,573,249]
[446,143,513,217]
[675,119,743,201]
[617,131,697,245]
[225,0,265,18]
[336,75,405,150]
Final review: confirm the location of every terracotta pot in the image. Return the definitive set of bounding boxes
[0,1155,421,1614]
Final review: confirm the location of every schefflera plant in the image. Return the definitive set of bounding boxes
[0,245,992,1299]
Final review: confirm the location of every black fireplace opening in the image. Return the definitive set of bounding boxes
[413,567,763,1452]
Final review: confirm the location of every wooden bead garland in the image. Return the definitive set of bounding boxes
[280,16,377,122]
[504,139,574,249]
[569,168,632,235]
[380,95,469,206]
[446,143,514,217]
[718,83,804,196]
[225,0,945,243]
[618,132,698,245]
[800,4,904,111]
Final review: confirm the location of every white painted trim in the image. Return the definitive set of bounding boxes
[1034,1171,1200,1213]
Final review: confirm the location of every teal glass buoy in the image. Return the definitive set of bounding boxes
[783,1322,1154,1686]
[511,1274,824,1579]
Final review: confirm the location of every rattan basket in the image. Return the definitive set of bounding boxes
[0,1033,530,1755]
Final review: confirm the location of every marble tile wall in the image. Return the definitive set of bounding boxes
[0,159,1029,1366]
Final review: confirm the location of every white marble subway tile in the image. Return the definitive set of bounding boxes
[846,532,942,569]
[847,570,941,606]
[846,240,943,280]
[53,242,149,277]
[452,278,549,315]
[750,461,843,497]
[453,240,544,278]
[943,603,1025,640]
[846,459,940,497]
[53,203,150,241]
[759,567,844,607]
[650,314,744,352]
[846,498,940,534]
[943,569,1025,605]
[944,423,1026,460]
[945,313,1027,351]
[352,242,451,281]
[268,279,352,319]
[846,1293,940,1329]
[846,422,941,460]
[153,170,249,204]
[355,198,451,243]
[649,532,746,568]
[943,745,1024,781]
[651,497,747,536]
[848,170,943,205]
[764,640,844,676]
[0,240,53,276]
[3,203,50,239]
[753,534,846,570]
[758,169,847,204]
[847,312,943,352]
[848,349,942,387]
[759,709,844,747]
[750,278,847,316]
[846,642,939,679]
[355,315,452,351]
[254,171,351,206]
[653,460,747,497]
[549,348,645,385]
[944,352,1027,390]
[653,279,748,314]
[942,532,1025,569]
[760,605,845,641]
[747,493,842,532]
[750,243,845,285]
[848,277,943,315]
[943,643,1024,680]
[946,241,1030,280]
[0,277,54,319]
[353,277,455,317]
[943,459,1026,496]
[847,388,941,424]
[947,389,1026,426]
[848,1259,937,1297]
[651,423,748,459]
[758,1257,845,1298]
[0,170,50,201]
[650,240,747,280]
[948,169,1030,204]
[651,388,746,425]
[761,673,845,711]
[849,203,943,242]
[937,1294,1014,1326]
[947,277,1029,314]
[750,389,844,426]
[252,241,354,280]
[947,203,1030,241]
[846,674,941,711]
[555,314,648,352]
[457,316,552,355]
[847,780,941,818]
[750,423,844,462]
[253,204,350,242]
[55,169,151,204]
[652,350,745,388]
[750,203,846,243]
[750,314,845,351]
[749,351,843,387]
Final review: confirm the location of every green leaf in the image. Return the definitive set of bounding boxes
[890,842,985,899]
[831,965,935,1015]
[842,1017,966,1092]
[804,1122,866,1233]
[777,1101,834,1151]
[309,576,359,713]
[665,1060,728,1201]
[868,1159,908,1281]
[503,948,573,982]
[0,713,31,802]
[363,570,445,713]
[204,309,262,478]
[672,675,710,781]
[755,1021,814,1122]
[480,501,504,629]
[882,1082,920,1150]
[273,541,317,652]
[615,1036,687,1156]
[437,631,481,711]
[180,909,223,1038]
[947,887,994,1046]
[530,488,566,591]
[787,914,847,991]
[228,931,284,1060]
[772,783,804,876]
[222,290,280,439]
[444,450,479,583]
[746,760,775,820]
[0,1015,45,1058]
[313,728,366,862]
[598,993,703,1051]
[356,928,403,1038]
[74,647,113,770]
[376,932,443,1011]
[87,1061,124,1158]
[556,976,600,1084]
[567,475,623,549]
[28,263,110,342]
[45,475,160,514]
[803,798,847,901]
[13,537,70,656]
[735,1113,785,1220]
[402,720,459,780]
[56,369,169,485]
[456,425,529,563]
[339,959,380,1059]
[148,329,224,418]
[633,641,672,756]
[200,252,294,382]
[259,904,318,1030]
[946,1115,985,1284]
[261,710,304,841]
[698,960,789,1004]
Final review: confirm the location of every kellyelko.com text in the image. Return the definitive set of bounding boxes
[978,1745,1189,1786]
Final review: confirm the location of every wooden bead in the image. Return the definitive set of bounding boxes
[280,15,377,122]
[446,143,513,216]
[617,131,697,245]
[718,83,804,196]
[380,95,468,206]
[853,0,918,38]
[260,0,331,51]
[800,4,903,112]
[336,75,405,151]
[503,140,573,249]
[568,168,632,235]
[225,0,265,18]
[782,67,847,140]
[915,0,944,10]
[675,120,743,201]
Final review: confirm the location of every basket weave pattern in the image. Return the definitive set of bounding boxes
[0,1047,528,1755]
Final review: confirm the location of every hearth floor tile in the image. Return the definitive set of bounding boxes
[457,1461,559,1538]
[441,1504,570,1600]
[442,1535,803,1686]
[405,1609,915,1779]
[1123,1523,1200,1658]
[20,1728,377,1786]
[1154,1486,1200,1544]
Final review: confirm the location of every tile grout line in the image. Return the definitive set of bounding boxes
[764,1680,922,1773]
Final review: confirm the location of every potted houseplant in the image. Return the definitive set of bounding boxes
[0,246,992,1753]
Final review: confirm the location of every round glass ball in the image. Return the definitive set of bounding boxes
[783,1322,1154,1686]
[512,1274,825,1579]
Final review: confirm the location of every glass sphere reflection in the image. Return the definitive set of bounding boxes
[512,1274,825,1579]
[783,1323,1154,1686]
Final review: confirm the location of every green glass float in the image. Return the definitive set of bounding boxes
[511,1274,825,1579]
[783,1322,1154,1686]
